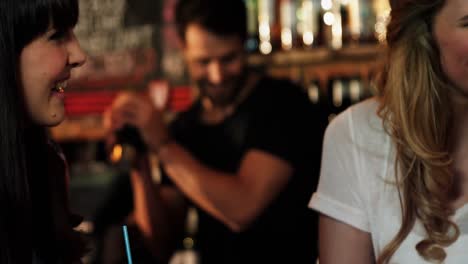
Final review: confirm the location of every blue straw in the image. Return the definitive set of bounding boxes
[122,225,133,264]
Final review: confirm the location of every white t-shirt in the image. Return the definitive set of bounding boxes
[309,99,468,263]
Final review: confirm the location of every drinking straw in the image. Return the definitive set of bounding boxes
[122,225,133,264]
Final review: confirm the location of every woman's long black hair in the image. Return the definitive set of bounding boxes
[0,0,83,263]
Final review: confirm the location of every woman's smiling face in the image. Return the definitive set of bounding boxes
[434,0,468,99]
[19,26,86,126]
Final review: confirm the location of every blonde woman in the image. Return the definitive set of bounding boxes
[309,0,468,263]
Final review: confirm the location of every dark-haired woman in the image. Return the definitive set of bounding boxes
[0,0,86,263]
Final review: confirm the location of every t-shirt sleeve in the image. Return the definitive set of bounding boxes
[308,109,370,232]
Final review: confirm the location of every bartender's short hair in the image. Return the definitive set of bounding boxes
[175,0,247,43]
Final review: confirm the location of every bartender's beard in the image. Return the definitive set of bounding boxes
[196,69,248,107]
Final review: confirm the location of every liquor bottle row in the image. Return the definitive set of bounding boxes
[306,75,375,121]
[244,0,391,54]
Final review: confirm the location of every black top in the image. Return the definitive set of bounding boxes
[168,75,327,264]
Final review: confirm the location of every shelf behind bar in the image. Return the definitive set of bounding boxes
[247,44,385,66]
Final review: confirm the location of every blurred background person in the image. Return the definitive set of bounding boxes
[96,0,327,263]
[0,0,87,263]
[310,0,468,263]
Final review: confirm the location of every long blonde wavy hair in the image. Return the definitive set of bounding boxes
[376,0,459,262]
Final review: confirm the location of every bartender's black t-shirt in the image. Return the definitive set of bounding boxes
[168,75,326,264]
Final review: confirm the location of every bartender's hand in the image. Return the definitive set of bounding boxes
[103,91,170,153]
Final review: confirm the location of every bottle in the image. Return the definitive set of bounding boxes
[307,78,322,105]
[326,75,351,122]
[346,0,377,44]
[169,207,200,264]
[317,0,343,49]
[330,0,343,50]
[279,0,298,51]
[348,75,363,104]
[299,0,320,49]
[359,0,377,44]
[245,0,260,53]
[109,125,147,171]
[317,0,335,48]
[340,0,352,45]
[258,0,277,54]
